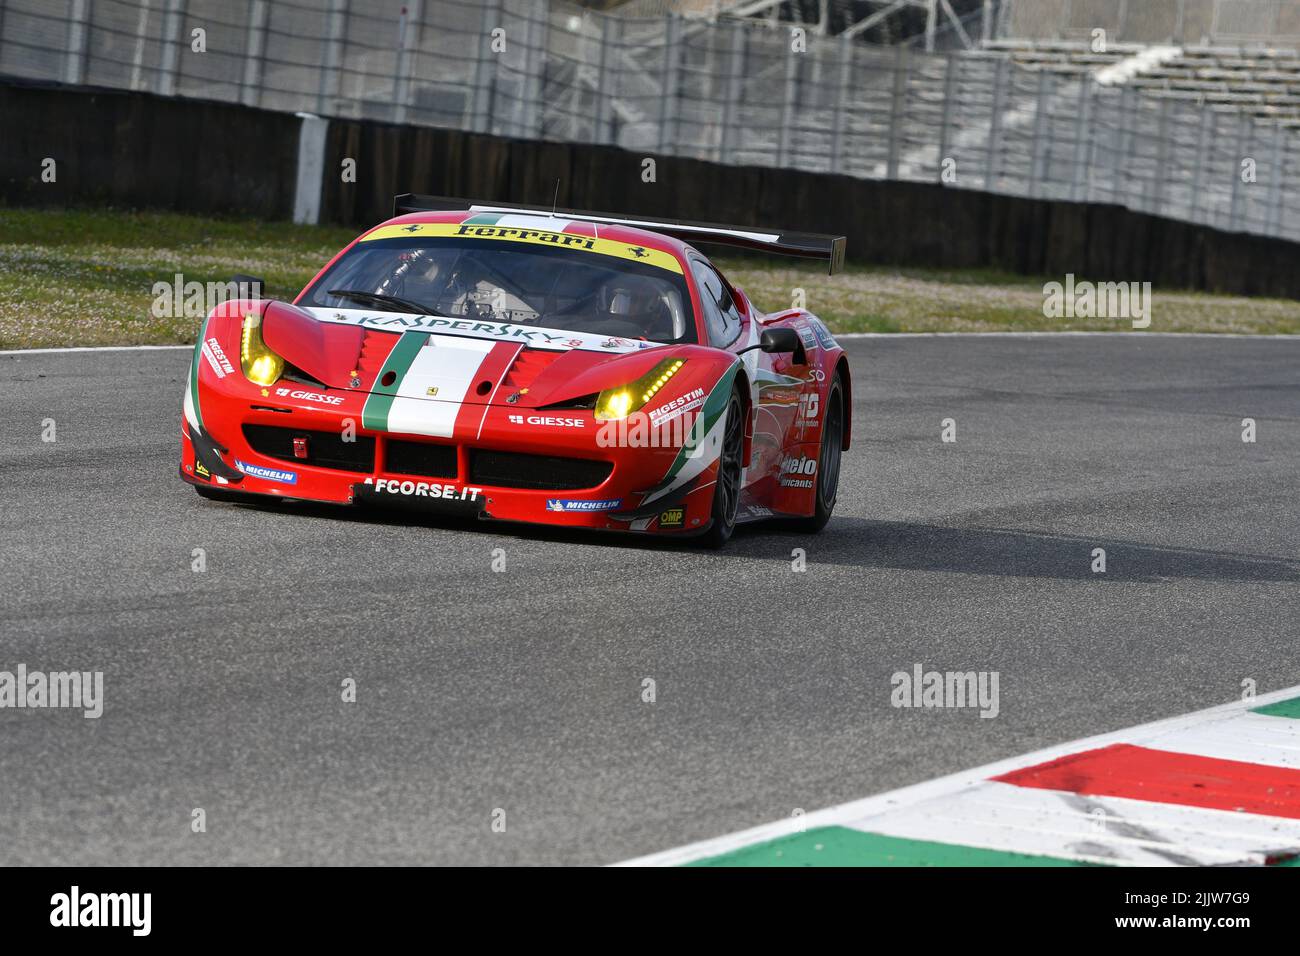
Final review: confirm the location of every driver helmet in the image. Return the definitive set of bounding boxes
[600,275,665,320]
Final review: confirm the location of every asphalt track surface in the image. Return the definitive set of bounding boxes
[1,336,1297,866]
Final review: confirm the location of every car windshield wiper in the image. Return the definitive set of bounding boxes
[327,289,438,315]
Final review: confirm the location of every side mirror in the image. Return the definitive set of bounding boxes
[231,273,266,301]
[759,328,801,354]
[736,326,805,359]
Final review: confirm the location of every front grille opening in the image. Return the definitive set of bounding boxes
[242,424,375,472]
[282,363,326,388]
[469,449,612,490]
[385,439,458,479]
[539,393,597,411]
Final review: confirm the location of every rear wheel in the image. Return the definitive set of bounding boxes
[700,387,745,549]
[795,371,844,533]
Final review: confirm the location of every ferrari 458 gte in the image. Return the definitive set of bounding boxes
[180,195,851,547]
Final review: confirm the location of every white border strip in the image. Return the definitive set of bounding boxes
[0,345,193,356]
[833,331,1300,339]
[613,684,1300,867]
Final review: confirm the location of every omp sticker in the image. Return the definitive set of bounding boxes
[360,221,683,274]
[659,507,685,528]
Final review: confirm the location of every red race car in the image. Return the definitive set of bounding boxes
[180,195,851,547]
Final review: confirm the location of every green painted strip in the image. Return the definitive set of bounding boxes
[187,315,210,429]
[686,826,1096,867]
[664,361,740,480]
[362,332,426,431]
[1251,696,1300,720]
[463,213,502,225]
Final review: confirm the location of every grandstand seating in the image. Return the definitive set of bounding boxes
[981,38,1300,126]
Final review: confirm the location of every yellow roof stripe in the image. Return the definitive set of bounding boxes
[361,221,683,274]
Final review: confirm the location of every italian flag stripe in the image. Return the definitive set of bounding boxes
[361,331,426,431]
[862,779,1300,866]
[992,743,1300,818]
[1252,696,1300,720]
[385,337,495,438]
[185,315,209,431]
[686,826,1090,867]
[456,342,523,441]
[617,688,1300,867]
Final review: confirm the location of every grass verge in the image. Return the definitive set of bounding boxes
[2,206,1296,349]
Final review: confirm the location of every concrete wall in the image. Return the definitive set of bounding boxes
[2,80,1297,299]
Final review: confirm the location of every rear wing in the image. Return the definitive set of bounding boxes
[392,193,847,275]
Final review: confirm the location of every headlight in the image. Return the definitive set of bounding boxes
[594,359,686,421]
[240,313,284,386]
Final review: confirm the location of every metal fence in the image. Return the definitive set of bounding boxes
[1000,0,1300,47]
[2,0,1297,241]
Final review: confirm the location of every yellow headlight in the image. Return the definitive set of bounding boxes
[594,359,686,421]
[240,313,284,387]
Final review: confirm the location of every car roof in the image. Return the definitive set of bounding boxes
[369,210,695,262]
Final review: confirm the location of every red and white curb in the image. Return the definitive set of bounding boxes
[616,685,1300,867]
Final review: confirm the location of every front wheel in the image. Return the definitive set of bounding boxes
[794,371,844,533]
[699,386,745,549]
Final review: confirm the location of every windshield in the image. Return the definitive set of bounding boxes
[302,233,696,344]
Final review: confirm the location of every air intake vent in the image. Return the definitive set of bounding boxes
[357,330,397,381]
[501,348,558,394]
[242,425,375,472]
[469,450,612,490]
[386,439,458,478]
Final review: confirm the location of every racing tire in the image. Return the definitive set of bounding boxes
[794,370,844,534]
[700,386,745,549]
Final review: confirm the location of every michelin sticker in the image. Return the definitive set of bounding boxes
[546,499,622,512]
[236,460,298,484]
